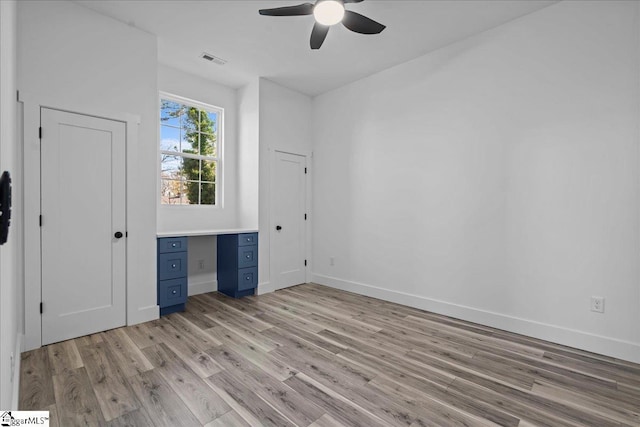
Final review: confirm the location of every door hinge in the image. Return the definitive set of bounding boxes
[126,231,128,238]
[304,259,307,266]
[39,215,42,227]
[39,127,42,139]
[304,214,307,220]
[39,302,43,314]
[304,167,307,174]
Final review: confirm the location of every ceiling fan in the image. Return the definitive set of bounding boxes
[259,0,386,50]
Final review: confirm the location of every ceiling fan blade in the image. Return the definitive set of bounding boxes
[343,0,364,3]
[259,3,314,16]
[342,10,386,34]
[310,23,330,49]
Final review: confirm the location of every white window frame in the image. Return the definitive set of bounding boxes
[159,92,224,207]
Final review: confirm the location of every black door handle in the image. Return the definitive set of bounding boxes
[276,225,282,231]
[114,231,123,239]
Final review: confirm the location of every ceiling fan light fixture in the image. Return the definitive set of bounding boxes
[313,1,345,26]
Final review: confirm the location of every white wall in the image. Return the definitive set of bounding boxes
[258,79,312,292]
[187,235,217,295]
[18,0,159,348]
[158,64,239,233]
[311,0,640,362]
[0,0,20,409]
[237,79,260,230]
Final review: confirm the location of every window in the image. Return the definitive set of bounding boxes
[160,94,222,205]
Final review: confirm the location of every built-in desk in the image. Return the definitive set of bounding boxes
[157,229,258,316]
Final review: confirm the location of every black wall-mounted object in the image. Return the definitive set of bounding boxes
[0,171,11,245]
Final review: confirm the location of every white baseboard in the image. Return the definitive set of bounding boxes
[311,273,640,364]
[257,281,274,295]
[189,280,217,296]
[11,333,23,409]
[127,305,159,326]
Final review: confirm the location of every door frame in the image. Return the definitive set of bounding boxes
[268,148,312,293]
[20,92,140,351]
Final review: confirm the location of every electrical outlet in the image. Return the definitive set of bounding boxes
[198,259,205,270]
[591,296,605,313]
[329,257,335,266]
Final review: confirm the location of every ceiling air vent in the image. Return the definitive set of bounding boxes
[201,52,227,65]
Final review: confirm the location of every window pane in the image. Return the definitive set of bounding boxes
[200,133,216,157]
[182,157,200,184]
[180,127,198,155]
[181,106,198,136]
[160,125,180,152]
[184,181,200,205]
[161,179,185,205]
[160,155,183,180]
[200,182,215,205]
[207,111,218,134]
[160,100,182,127]
[201,160,216,182]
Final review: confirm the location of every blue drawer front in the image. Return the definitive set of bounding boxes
[158,277,187,307]
[158,237,187,254]
[158,252,187,280]
[237,245,257,269]
[238,267,258,291]
[238,233,258,247]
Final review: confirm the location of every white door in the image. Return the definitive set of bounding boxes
[41,108,126,345]
[272,151,307,290]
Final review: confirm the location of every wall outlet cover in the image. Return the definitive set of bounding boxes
[591,296,605,313]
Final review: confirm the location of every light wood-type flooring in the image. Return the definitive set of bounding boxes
[19,283,640,426]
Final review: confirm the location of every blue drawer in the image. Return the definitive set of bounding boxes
[238,233,258,247]
[237,245,257,269]
[158,252,187,280]
[158,277,187,307]
[158,237,187,254]
[237,267,258,291]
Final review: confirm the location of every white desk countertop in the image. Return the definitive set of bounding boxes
[157,228,259,238]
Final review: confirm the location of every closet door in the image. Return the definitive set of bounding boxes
[41,108,126,345]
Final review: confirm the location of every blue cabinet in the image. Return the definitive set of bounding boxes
[218,233,258,298]
[157,237,188,315]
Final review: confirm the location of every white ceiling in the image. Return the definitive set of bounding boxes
[76,0,557,96]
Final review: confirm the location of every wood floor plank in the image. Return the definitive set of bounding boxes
[106,408,155,427]
[141,343,230,424]
[52,367,105,426]
[122,321,165,350]
[205,309,281,352]
[284,373,391,427]
[187,350,224,378]
[253,297,327,334]
[309,413,347,427]
[126,369,201,427]
[166,311,225,349]
[153,318,221,355]
[259,313,348,354]
[100,328,154,378]
[46,404,60,427]
[369,374,517,427]
[19,347,55,410]
[208,345,325,426]
[531,380,640,425]
[78,341,139,421]
[200,292,274,331]
[204,410,251,427]
[207,370,298,427]
[268,329,377,387]
[207,325,297,381]
[47,339,83,376]
[20,284,640,427]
